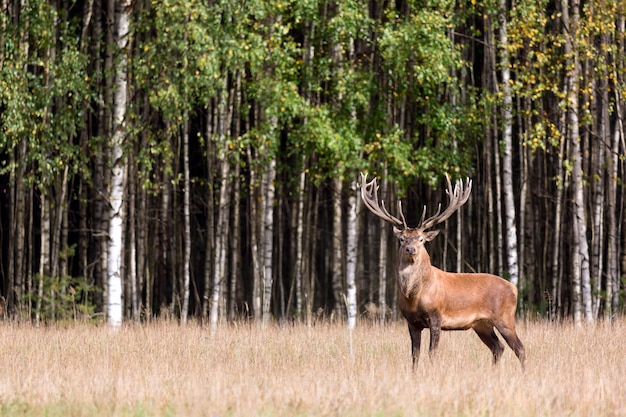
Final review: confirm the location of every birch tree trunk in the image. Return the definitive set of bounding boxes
[551,134,567,319]
[497,1,519,288]
[36,193,50,325]
[247,146,262,320]
[107,0,131,328]
[229,155,241,321]
[181,116,191,323]
[606,109,619,320]
[562,0,591,325]
[591,69,608,319]
[377,179,389,322]
[487,15,504,277]
[202,117,215,320]
[346,180,358,329]
[262,157,276,323]
[331,178,344,319]
[137,164,148,320]
[609,93,624,317]
[210,153,230,331]
[127,153,139,321]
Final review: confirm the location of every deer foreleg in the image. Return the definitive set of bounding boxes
[407,324,422,370]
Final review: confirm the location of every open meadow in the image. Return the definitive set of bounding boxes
[0,319,624,416]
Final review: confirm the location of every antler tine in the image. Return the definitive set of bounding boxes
[397,200,408,229]
[418,175,472,231]
[360,173,406,228]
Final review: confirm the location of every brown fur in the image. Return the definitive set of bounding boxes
[395,228,526,370]
[360,174,525,370]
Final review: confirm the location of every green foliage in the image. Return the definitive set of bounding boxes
[0,0,91,187]
[134,0,220,118]
[25,275,97,323]
[378,2,458,99]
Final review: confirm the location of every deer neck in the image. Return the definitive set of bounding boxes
[397,249,432,299]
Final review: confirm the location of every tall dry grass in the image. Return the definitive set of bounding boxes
[0,319,624,416]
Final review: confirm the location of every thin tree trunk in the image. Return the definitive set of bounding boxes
[306,190,320,326]
[227,72,242,322]
[51,165,69,281]
[229,156,241,321]
[107,0,132,328]
[36,193,50,325]
[606,110,619,320]
[331,178,344,319]
[302,181,315,325]
[591,69,608,319]
[9,142,28,316]
[126,158,136,320]
[210,150,230,331]
[551,136,566,319]
[486,15,504,278]
[247,146,262,320]
[262,157,276,323]
[563,0,591,325]
[377,178,388,322]
[346,180,358,329]
[181,116,191,323]
[203,114,215,320]
[134,155,147,321]
[611,15,625,316]
[293,166,306,318]
[79,162,90,316]
[497,0,519,288]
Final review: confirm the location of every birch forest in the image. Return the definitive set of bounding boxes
[1,0,625,326]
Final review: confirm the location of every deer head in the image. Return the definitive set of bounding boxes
[360,173,472,259]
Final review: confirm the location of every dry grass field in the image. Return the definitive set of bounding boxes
[0,318,624,416]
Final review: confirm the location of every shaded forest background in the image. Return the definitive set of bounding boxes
[1,0,624,325]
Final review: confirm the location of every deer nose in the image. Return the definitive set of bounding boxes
[405,246,416,255]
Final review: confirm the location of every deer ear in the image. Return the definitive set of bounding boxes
[393,226,403,237]
[423,230,440,242]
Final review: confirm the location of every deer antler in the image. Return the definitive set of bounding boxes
[418,175,472,231]
[360,173,407,229]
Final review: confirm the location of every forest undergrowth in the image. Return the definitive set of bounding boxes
[0,318,624,417]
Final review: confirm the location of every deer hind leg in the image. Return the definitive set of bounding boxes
[494,320,526,370]
[473,321,504,365]
[428,314,442,358]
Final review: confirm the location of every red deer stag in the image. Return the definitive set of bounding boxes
[360,174,525,370]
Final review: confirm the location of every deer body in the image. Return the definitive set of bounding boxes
[361,175,525,370]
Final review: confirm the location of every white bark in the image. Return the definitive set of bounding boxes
[181,117,191,323]
[562,0,590,325]
[295,167,306,317]
[377,180,388,321]
[210,147,230,331]
[551,136,566,319]
[332,178,344,317]
[497,1,519,288]
[36,194,50,325]
[262,158,276,323]
[128,156,138,321]
[613,16,625,314]
[591,80,607,319]
[346,181,358,330]
[107,0,131,328]
[606,116,619,320]
[609,57,624,316]
[247,146,262,320]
